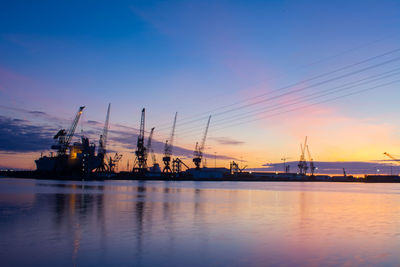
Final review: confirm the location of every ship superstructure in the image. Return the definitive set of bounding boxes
[35,106,104,175]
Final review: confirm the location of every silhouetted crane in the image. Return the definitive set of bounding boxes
[134,108,147,170]
[384,152,400,165]
[173,158,189,173]
[108,153,122,173]
[193,116,211,169]
[163,112,177,173]
[306,144,316,176]
[147,127,157,166]
[298,136,308,175]
[230,161,247,175]
[96,103,111,172]
[52,106,85,155]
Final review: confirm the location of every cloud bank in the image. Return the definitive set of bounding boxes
[0,116,54,152]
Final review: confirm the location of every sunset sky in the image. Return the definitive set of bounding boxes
[1,0,400,174]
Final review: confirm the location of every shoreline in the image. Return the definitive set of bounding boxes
[1,171,399,183]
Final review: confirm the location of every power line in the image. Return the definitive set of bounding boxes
[176,67,400,136]
[170,56,400,137]
[208,79,400,133]
[175,74,400,139]
[155,47,400,131]
[156,34,400,127]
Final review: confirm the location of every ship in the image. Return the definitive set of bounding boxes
[35,106,110,176]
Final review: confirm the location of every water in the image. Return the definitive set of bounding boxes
[1,178,400,266]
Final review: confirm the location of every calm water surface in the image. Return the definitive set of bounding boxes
[1,178,400,266]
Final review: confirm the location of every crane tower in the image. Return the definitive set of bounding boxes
[306,144,316,176]
[163,112,177,173]
[96,103,111,172]
[298,136,308,175]
[193,115,211,169]
[134,108,147,171]
[52,106,85,155]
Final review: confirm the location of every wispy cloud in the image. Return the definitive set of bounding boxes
[211,136,245,146]
[28,111,47,115]
[0,105,63,124]
[87,120,101,126]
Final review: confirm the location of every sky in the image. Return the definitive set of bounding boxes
[0,0,400,174]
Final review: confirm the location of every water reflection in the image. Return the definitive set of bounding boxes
[1,179,400,266]
[49,184,105,266]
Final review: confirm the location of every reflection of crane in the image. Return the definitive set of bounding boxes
[52,106,85,155]
[134,108,147,170]
[298,136,308,175]
[193,116,211,169]
[306,144,316,176]
[163,112,177,173]
[97,104,111,172]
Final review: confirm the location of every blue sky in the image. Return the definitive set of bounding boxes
[1,0,400,171]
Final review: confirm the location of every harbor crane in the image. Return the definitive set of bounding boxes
[163,112,177,173]
[298,136,308,175]
[134,108,147,171]
[108,153,122,173]
[230,161,247,175]
[173,158,190,173]
[383,152,400,165]
[96,103,111,172]
[52,106,85,155]
[147,127,157,166]
[383,152,400,175]
[306,144,316,176]
[193,115,211,169]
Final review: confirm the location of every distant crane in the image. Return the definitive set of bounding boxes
[193,116,211,169]
[298,136,308,175]
[108,153,123,173]
[134,108,147,170]
[163,112,177,173]
[230,161,247,175]
[146,127,157,166]
[383,152,400,175]
[383,152,400,165]
[173,158,190,173]
[52,106,85,155]
[306,144,316,176]
[96,103,111,172]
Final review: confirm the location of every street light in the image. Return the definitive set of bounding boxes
[281,157,290,173]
